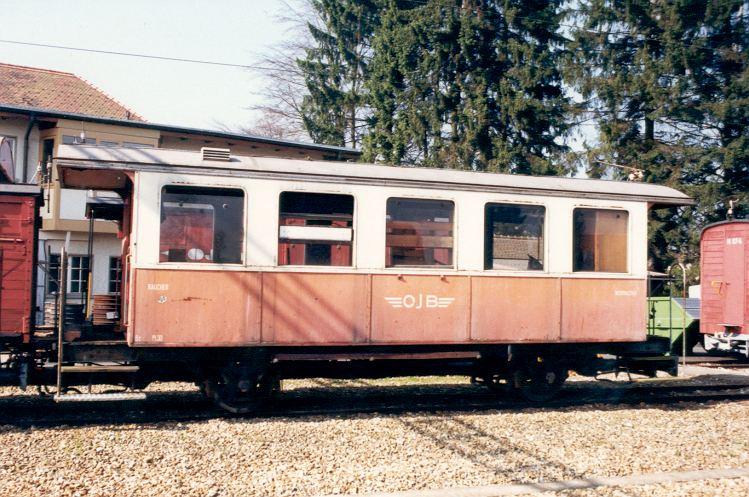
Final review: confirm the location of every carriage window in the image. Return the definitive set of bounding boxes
[278,192,354,266]
[485,203,545,270]
[159,186,244,264]
[386,198,454,267]
[573,208,628,272]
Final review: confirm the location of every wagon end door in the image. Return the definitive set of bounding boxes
[722,230,745,328]
[0,196,35,337]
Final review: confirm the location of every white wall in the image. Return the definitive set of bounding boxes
[58,189,89,220]
[0,116,40,183]
[37,231,122,315]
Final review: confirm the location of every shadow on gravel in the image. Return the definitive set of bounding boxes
[1,374,748,430]
[395,416,645,497]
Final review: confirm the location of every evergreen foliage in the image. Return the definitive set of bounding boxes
[297,0,381,147]
[567,0,749,274]
[290,0,748,275]
[362,0,571,174]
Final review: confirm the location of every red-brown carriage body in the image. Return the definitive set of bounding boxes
[0,185,40,343]
[701,221,749,356]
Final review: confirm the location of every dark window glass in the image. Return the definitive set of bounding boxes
[159,186,244,264]
[386,198,454,267]
[47,253,61,294]
[485,203,545,270]
[278,192,354,266]
[69,256,90,294]
[42,139,55,165]
[573,208,628,272]
[108,257,122,294]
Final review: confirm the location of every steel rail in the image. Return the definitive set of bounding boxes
[1,381,748,429]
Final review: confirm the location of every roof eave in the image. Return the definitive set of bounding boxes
[54,157,695,206]
[0,103,361,156]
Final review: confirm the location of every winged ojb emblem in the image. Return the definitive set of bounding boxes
[384,294,455,309]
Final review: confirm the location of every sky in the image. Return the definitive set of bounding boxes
[0,0,288,131]
[0,0,593,155]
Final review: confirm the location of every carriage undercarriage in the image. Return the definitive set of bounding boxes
[1,335,677,413]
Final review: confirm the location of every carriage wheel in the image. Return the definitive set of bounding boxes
[511,359,567,403]
[204,361,275,414]
[481,373,511,394]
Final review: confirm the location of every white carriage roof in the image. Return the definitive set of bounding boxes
[55,144,693,206]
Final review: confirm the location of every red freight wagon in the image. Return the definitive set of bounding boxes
[0,184,40,343]
[701,220,749,357]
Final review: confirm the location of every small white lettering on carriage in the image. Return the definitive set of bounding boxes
[385,294,455,309]
[614,290,637,296]
[726,237,743,245]
[151,334,164,342]
[147,283,169,291]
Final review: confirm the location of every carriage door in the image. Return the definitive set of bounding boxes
[723,230,745,328]
[0,196,35,337]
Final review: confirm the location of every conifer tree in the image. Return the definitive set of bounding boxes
[297,0,381,147]
[363,0,571,174]
[567,0,748,275]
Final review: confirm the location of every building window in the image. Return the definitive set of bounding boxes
[485,203,545,271]
[62,135,97,145]
[100,140,119,147]
[386,198,454,267]
[278,192,354,266]
[41,139,54,165]
[0,136,16,180]
[573,208,628,273]
[108,257,122,294]
[123,142,153,148]
[46,253,61,294]
[159,186,244,264]
[69,256,90,294]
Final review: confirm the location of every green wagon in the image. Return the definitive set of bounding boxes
[647,297,701,355]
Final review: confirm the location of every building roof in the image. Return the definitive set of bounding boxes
[0,103,361,158]
[56,144,694,206]
[0,62,144,121]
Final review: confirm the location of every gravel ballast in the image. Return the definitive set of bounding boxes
[0,368,748,497]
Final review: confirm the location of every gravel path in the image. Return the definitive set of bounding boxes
[534,477,749,496]
[1,366,748,497]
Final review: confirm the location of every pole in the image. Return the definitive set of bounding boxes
[679,262,687,368]
[55,247,68,395]
[84,214,94,320]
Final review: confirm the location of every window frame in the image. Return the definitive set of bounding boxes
[108,256,123,294]
[483,200,548,273]
[384,195,457,270]
[571,206,630,274]
[0,135,17,181]
[276,190,357,268]
[157,183,248,267]
[68,255,91,295]
[0,134,17,161]
[62,135,97,145]
[46,253,61,295]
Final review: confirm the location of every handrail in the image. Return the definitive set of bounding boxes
[667,261,688,367]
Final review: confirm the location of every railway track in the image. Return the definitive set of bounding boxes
[1,380,749,429]
[682,355,749,368]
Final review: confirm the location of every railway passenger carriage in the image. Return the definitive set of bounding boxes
[6,145,694,412]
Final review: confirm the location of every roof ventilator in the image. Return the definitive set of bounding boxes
[201,147,231,162]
